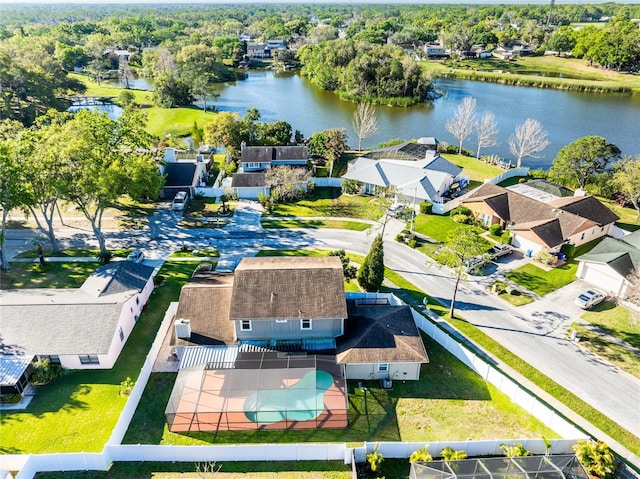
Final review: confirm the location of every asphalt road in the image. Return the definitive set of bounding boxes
[4,201,639,455]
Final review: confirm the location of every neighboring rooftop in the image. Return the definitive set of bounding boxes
[240,145,308,164]
[577,229,640,278]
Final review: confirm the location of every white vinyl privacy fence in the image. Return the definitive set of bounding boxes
[2,294,588,479]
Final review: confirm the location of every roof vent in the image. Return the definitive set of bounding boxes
[271,292,276,302]
[174,319,191,339]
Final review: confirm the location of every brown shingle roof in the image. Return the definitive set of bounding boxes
[240,146,308,163]
[230,257,347,321]
[548,195,619,226]
[336,301,428,364]
[463,183,617,248]
[172,272,237,346]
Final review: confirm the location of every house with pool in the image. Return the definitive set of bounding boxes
[163,256,428,432]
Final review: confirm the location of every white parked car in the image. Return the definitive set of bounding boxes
[490,244,513,259]
[172,191,188,211]
[574,289,606,309]
[126,249,145,263]
[388,203,404,217]
[463,256,488,274]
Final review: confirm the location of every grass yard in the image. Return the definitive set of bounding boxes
[570,302,640,379]
[69,73,213,138]
[505,239,602,296]
[14,249,129,259]
[441,154,504,183]
[413,213,483,243]
[261,219,370,231]
[169,248,219,258]
[185,197,235,218]
[0,261,101,289]
[489,281,535,307]
[123,333,556,446]
[270,187,389,221]
[34,461,353,479]
[598,198,640,232]
[0,261,197,454]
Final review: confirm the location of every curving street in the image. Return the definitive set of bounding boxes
[4,200,639,464]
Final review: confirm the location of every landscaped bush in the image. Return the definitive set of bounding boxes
[420,201,433,215]
[450,206,471,216]
[341,179,361,195]
[31,358,64,385]
[560,243,577,259]
[500,231,512,244]
[533,250,556,265]
[489,224,502,236]
[408,239,417,248]
[452,214,471,224]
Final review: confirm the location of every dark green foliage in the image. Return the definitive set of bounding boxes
[500,231,512,244]
[342,179,361,195]
[329,249,357,279]
[96,250,112,264]
[489,223,501,236]
[357,234,384,292]
[152,73,193,108]
[452,214,470,224]
[449,206,471,216]
[560,243,576,259]
[31,358,64,385]
[419,201,433,215]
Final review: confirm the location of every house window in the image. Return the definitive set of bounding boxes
[119,327,125,342]
[79,355,99,365]
[378,363,389,372]
[241,320,252,331]
[136,297,140,305]
[49,355,61,365]
[301,319,312,330]
[481,213,492,227]
[247,162,262,169]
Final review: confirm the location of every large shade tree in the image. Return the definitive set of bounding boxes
[437,228,490,318]
[611,155,640,218]
[548,136,621,189]
[55,108,163,255]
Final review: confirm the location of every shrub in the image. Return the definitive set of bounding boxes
[452,214,470,224]
[341,179,361,195]
[119,377,135,397]
[153,274,165,286]
[560,243,576,259]
[410,446,432,463]
[441,447,468,461]
[31,358,64,385]
[573,440,615,479]
[96,250,112,264]
[450,206,471,216]
[420,201,433,215]
[501,443,531,457]
[330,249,357,279]
[500,231,512,244]
[408,239,417,248]
[489,224,502,236]
[367,444,384,472]
[533,250,555,265]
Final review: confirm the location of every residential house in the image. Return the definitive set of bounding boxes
[231,145,310,199]
[164,256,428,432]
[0,261,155,396]
[424,42,451,58]
[246,43,270,59]
[576,229,640,297]
[342,142,465,204]
[161,148,209,199]
[462,183,619,253]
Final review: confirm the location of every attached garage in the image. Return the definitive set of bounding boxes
[576,261,629,297]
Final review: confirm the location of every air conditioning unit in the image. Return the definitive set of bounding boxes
[174,319,191,339]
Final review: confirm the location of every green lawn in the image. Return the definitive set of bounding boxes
[123,333,556,446]
[441,154,504,183]
[570,302,640,379]
[0,261,101,289]
[505,239,602,296]
[0,261,197,454]
[261,219,370,231]
[14,249,129,259]
[169,249,219,258]
[270,187,388,221]
[184,197,235,218]
[69,73,213,138]
[413,214,483,243]
[35,461,353,479]
[598,197,640,232]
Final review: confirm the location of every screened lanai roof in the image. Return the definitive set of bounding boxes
[410,455,589,479]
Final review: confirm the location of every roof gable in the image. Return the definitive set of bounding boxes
[81,261,154,297]
[164,162,198,187]
[240,146,308,163]
[548,195,619,226]
[230,257,347,321]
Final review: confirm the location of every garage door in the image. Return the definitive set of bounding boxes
[581,264,624,296]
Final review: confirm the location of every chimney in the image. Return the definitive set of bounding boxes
[241,141,247,151]
[174,319,191,339]
[574,188,587,197]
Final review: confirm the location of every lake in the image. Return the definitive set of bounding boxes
[210,70,640,169]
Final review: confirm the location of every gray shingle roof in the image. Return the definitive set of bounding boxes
[81,261,154,297]
[336,301,428,364]
[577,231,640,278]
[230,256,347,321]
[164,162,198,187]
[231,172,266,188]
[240,146,308,163]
